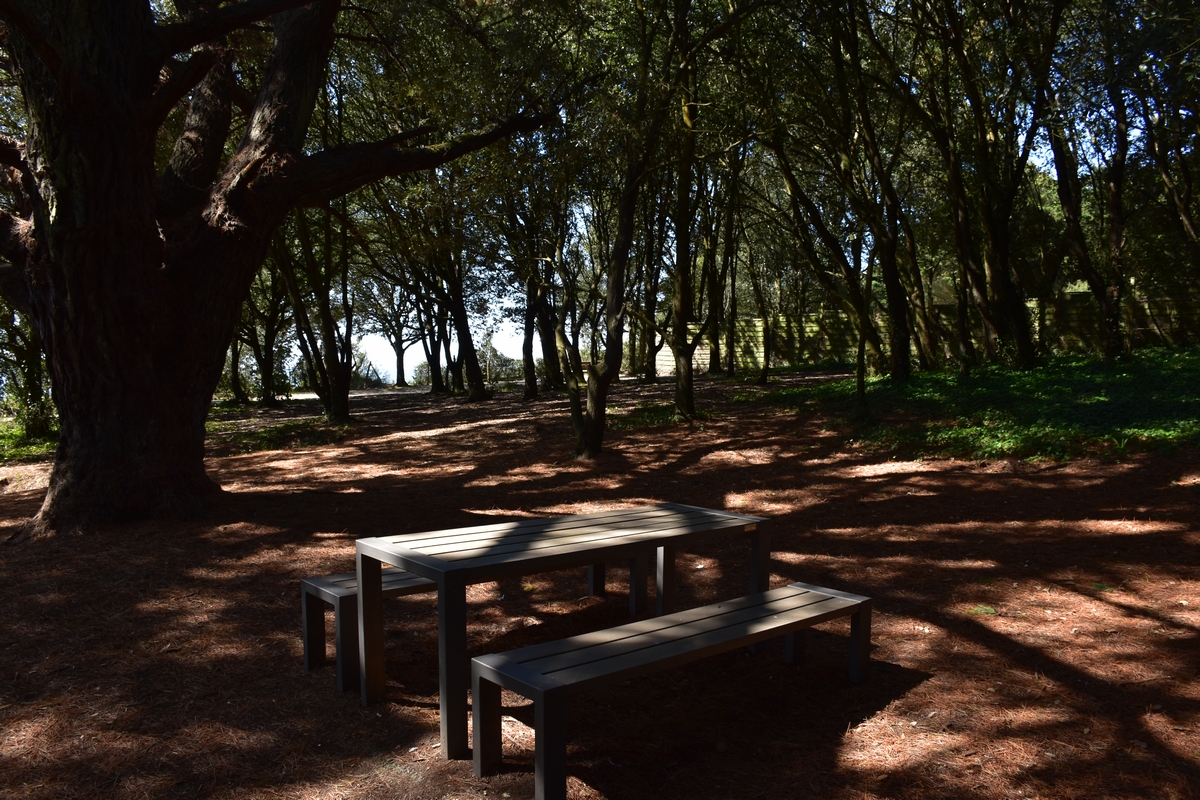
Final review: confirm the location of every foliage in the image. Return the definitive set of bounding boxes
[608,401,712,430]
[204,418,352,454]
[762,348,1200,460]
[411,361,433,387]
[0,416,56,463]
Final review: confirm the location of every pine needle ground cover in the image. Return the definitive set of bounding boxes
[1,375,1197,799]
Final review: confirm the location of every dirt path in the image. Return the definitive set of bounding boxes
[1,377,1197,799]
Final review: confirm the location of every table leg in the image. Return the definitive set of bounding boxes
[747,526,771,654]
[357,552,385,706]
[629,552,649,615]
[749,526,771,593]
[656,545,677,616]
[587,564,606,596]
[439,573,470,760]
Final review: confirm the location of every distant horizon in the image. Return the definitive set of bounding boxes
[359,318,527,384]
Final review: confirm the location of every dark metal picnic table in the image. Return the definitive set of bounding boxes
[355,502,770,759]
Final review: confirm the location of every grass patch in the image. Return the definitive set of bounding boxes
[0,418,56,463]
[207,418,353,453]
[608,402,710,430]
[761,347,1200,461]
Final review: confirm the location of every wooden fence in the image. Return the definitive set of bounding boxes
[652,293,1200,375]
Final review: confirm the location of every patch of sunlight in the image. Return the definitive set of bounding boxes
[831,460,938,478]
[359,416,530,442]
[459,507,545,518]
[464,463,589,488]
[694,447,784,467]
[774,549,1000,575]
[723,489,823,514]
[0,713,58,755]
[1082,519,1187,535]
[840,718,974,773]
[534,500,663,516]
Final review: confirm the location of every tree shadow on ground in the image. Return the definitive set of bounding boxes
[1,378,1197,798]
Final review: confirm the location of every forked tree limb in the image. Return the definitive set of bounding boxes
[0,258,32,316]
[0,0,66,78]
[281,111,555,209]
[0,135,26,170]
[150,50,220,131]
[157,0,316,56]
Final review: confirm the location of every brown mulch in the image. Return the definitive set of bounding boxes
[1,375,1197,800]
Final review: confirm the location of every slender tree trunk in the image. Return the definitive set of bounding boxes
[521,276,539,400]
[393,343,408,387]
[446,277,488,401]
[669,1,699,420]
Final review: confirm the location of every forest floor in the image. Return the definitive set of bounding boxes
[1,373,1197,800]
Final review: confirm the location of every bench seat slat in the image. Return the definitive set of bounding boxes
[472,581,872,800]
[537,596,860,691]
[301,567,436,693]
[482,584,818,666]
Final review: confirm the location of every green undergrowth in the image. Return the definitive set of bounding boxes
[206,418,353,453]
[608,401,712,430]
[761,347,1200,461]
[0,418,57,462]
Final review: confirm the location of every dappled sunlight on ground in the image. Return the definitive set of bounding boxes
[1,380,1198,798]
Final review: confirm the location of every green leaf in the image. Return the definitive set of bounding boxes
[968,605,998,615]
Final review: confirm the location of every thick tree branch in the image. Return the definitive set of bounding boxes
[0,0,65,78]
[0,208,30,261]
[0,258,32,316]
[158,52,234,219]
[281,111,554,209]
[150,50,219,130]
[0,134,26,170]
[158,0,315,55]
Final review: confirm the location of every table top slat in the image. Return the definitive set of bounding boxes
[357,504,766,579]
[368,504,759,553]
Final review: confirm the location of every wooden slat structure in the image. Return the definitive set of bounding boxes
[472,581,872,800]
[355,503,770,759]
[301,568,436,693]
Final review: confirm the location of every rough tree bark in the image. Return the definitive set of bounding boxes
[0,0,547,533]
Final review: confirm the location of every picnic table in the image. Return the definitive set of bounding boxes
[355,503,769,759]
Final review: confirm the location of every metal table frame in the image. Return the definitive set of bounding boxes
[355,503,769,759]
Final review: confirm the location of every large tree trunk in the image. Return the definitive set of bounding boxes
[0,1,546,533]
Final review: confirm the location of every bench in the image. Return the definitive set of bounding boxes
[302,568,436,693]
[303,563,632,694]
[471,581,871,800]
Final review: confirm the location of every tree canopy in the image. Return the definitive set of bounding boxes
[0,0,1196,533]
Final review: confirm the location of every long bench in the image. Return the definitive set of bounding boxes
[303,563,631,693]
[471,581,872,800]
[302,568,436,693]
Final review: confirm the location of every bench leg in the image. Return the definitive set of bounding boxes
[472,672,503,777]
[335,594,360,693]
[301,587,328,672]
[783,630,806,665]
[535,693,568,800]
[587,564,606,597]
[848,601,872,684]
